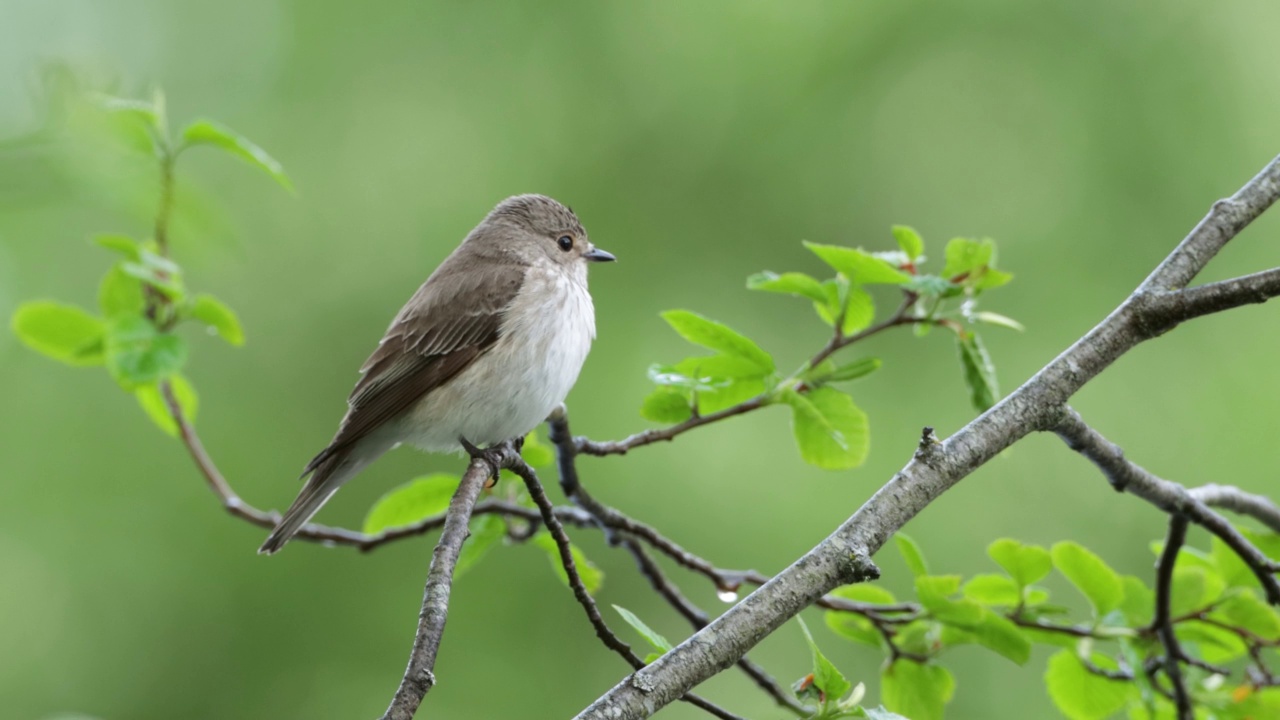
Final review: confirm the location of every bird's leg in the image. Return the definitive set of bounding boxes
[459,436,505,484]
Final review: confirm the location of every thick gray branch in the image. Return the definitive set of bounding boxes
[573,154,1280,720]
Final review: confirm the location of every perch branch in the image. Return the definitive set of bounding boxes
[379,450,501,720]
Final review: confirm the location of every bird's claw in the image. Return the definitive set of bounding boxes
[460,436,504,482]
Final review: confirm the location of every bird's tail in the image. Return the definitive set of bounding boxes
[258,442,384,555]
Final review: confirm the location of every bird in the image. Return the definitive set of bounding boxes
[258,194,614,554]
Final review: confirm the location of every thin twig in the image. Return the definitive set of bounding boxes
[505,456,745,720]
[1152,515,1193,720]
[379,453,496,720]
[1053,406,1280,605]
[575,302,922,458]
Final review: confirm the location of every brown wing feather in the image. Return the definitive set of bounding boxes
[302,257,526,476]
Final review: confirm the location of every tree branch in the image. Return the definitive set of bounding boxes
[379,451,499,720]
[1152,515,1193,720]
[1052,406,1280,604]
[571,155,1280,720]
[1190,483,1280,533]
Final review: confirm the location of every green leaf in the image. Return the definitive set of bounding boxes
[520,431,555,468]
[640,386,693,424]
[189,294,245,346]
[963,574,1021,606]
[892,225,924,261]
[804,242,912,284]
[988,538,1053,588]
[783,387,870,470]
[1118,576,1154,626]
[455,514,505,576]
[119,259,185,302]
[971,311,1025,332]
[812,281,875,335]
[904,275,955,297]
[942,238,995,279]
[134,375,199,437]
[531,532,604,595]
[614,605,674,655]
[1169,565,1225,617]
[824,584,897,647]
[896,534,929,577]
[93,234,142,261]
[1044,650,1135,720]
[1174,621,1247,664]
[673,354,770,381]
[180,119,294,192]
[813,357,882,384]
[746,271,828,303]
[956,331,999,412]
[1212,589,1280,640]
[363,474,459,534]
[98,265,146,318]
[104,315,188,389]
[695,376,766,415]
[799,617,853,704]
[660,310,774,374]
[1052,541,1124,616]
[1210,535,1255,589]
[916,575,989,630]
[968,610,1032,664]
[11,301,106,366]
[881,660,955,720]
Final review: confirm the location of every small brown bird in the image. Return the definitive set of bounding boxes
[259,195,614,554]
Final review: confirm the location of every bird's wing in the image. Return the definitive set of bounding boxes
[302,259,526,475]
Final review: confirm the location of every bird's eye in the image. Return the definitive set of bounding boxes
[557,235,574,252]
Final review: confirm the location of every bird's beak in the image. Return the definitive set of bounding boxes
[583,247,617,263]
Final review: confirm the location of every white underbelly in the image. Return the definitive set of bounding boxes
[398,268,595,451]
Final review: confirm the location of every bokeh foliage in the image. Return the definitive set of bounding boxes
[3,2,1280,719]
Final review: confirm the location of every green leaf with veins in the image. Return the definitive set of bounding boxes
[1051,541,1123,616]
[134,374,199,437]
[746,271,829,303]
[805,357,881,386]
[903,275,954,297]
[963,574,1021,606]
[660,310,774,374]
[181,119,294,192]
[11,301,107,366]
[783,387,869,469]
[803,242,912,284]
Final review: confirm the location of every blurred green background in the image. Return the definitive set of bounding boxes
[3,1,1280,718]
